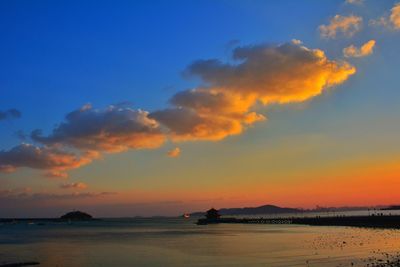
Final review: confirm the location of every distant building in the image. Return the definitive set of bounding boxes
[206,208,220,220]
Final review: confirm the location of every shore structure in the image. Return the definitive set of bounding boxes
[197,208,400,228]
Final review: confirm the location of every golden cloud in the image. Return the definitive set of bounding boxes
[319,15,363,38]
[343,40,376,58]
[151,107,251,141]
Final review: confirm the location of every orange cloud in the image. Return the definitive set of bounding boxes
[319,15,362,38]
[153,41,354,141]
[151,42,355,141]
[151,107,252,141]
[343,40,376,58]
[167,147,181,158]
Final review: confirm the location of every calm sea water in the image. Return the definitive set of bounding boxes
[1,213,400,267]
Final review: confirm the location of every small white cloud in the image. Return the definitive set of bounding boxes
[291,39,302,45]
[345,0,364,5]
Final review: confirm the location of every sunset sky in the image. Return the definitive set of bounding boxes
[1,0,400,217]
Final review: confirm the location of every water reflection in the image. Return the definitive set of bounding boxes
[1,218,400,266]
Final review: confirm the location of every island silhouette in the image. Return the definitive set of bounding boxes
[60,211,93,221]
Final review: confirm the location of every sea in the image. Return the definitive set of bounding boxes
[1,210,400,267]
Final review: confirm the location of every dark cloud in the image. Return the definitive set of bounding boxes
[31,104,165,153]
[1,104,166,176]
[14,130,27,140]
[0,143,95,177]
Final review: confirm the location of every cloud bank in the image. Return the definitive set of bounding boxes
[343,40,376,58]
[60,182,88,190]
[0,41,356,177]
[0,189,114,201]
[152,41,355,141]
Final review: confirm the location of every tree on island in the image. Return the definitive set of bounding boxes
[60,211,93,221]
[206,208,221,220]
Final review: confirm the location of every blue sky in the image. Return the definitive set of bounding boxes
[1,0,400,217]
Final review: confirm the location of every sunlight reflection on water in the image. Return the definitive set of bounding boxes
[1,217,400,267]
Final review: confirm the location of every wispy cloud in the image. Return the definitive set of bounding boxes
[0,109,21,121]
[343,40,376,58]
[0,188,115,201]
[319,15,363,38]
[60,182,88,190]
[46,171,69,179]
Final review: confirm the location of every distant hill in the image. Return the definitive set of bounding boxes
[191,204,301,217]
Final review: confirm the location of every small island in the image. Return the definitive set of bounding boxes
[60,211,93,221]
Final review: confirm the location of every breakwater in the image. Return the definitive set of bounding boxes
[197,215,400,228]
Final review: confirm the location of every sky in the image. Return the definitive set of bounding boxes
[1,0,400,217]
